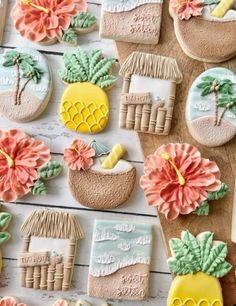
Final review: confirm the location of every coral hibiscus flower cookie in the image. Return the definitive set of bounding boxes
[11,0,97,46]
[140,143,228,220]
[64,139,136,209]
[169,0,236,62]
[0,48,52,123]
[186,67,236,146]
[0,129,62,202]
[167,230,232,305]
[59,48,117,134]
[0,297,27,306]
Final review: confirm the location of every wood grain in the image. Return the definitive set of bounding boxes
[116,1,236,305]
[0,0,8,44]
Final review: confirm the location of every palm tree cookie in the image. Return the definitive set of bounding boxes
[186,67,236,147]
[64,139,136,208]
[167,230,232,306]
[0,48,52,122]
[59,48,117,134]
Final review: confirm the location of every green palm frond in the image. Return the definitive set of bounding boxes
[197,76,232,96]
[71,12,97,29]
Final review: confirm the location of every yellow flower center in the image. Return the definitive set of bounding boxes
[21,0,49,13]
[0,149,14,168]
[161,152,185,186]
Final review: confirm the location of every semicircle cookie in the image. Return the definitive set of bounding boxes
[64,139,136,209]
[186,67,236,147]
[0,48,52,122]
[169,0,236,62]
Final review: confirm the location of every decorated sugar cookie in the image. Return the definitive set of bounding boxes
[100,0,163,45]
[64,139,136,209]
[0,212,11,272]
[11,1,97,46]
[59,48,116,134]
[18,210,83,291]
[186,67,236,146]
[0,48,52,122]
[53,299,110,306]
[0,297,26,306]
[0,129,62,202]
[140,143,228,220]
[167,230,232,305]
[119,52,182,135]
[88,219,152,300]
[169,0,236,62]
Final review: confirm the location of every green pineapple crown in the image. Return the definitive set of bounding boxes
[59,48,117,89]
[168,230,232,278]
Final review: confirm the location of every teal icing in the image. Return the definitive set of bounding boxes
[168,230,232,277]
[0,48,51,101]
[186,67,236,127]
[102,0,162,12]
[89,220,152,277]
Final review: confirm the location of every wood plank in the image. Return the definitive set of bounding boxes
[115,1,236,305]
[0,0,8,44]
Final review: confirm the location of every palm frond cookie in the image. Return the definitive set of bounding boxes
[59,48,117,134]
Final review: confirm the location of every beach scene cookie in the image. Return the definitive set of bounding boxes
[64,139,136,209]
[0,297,27,306]
[169,0,236,62]
[0,48,52,122]
[119,52,182,135]
[0,212,11,273]
[18,210,83,291]
[140,143,228,220]
[186,67,236,146]
[11,1,97,46]
[88,219,152,300]
[53,299,110,306]
[59,48,116,134]
[167,230,232,305]
[100,0,163,44]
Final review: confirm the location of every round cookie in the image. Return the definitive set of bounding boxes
[186,67,236,147]
[0,48,52,122]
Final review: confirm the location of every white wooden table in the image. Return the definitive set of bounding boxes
[0,1,172,305]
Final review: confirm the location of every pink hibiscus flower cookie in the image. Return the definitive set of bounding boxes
[0,297,26,306]
[11,0,97,46]
[0,129,62,202]
[140,143,228,220]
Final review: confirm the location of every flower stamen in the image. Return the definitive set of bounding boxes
[0,149,14,168]
[161,152,185,185]
[21,0,49,13]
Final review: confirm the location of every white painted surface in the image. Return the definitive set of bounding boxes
[0,1,171,305]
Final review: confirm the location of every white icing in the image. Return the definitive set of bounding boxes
[118,242,131,251]
[94,229,119,242]
[102,0,162,12]
[91,159,133,174]
[129,74,171,104]
[202,5,236,21]
[115,223,136,232]
[95,253,115,264]
[29,237,68,258]
[135,235,152,245]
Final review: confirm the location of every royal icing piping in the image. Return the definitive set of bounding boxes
[0,297,26,306]
[59,48,116,134]
[102,0,163,12]
[167,231,231,306]
[0,212,11,272]
[102,144,126,169]
[140,143,228,220]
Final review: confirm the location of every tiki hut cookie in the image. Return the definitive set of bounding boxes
[186,67,236,147]
[11,1,97,46]
[88,220,152,300]
[0,48,52,123]
[167,230,232,305]
[64,139,136,209]
[140,143,228,220]
[169,0,236,62]
[0,297,26,306]
[18,210,83,291]
[59,48,116,134]
[0,129,62,202]
[119,52,182,135]
[0,212,11,272]
[100,0,163,44]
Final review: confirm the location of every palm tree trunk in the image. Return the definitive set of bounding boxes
[17,78,31,106]
[14,64,20,105]
[217,107,228,126]
[213,91,218,126]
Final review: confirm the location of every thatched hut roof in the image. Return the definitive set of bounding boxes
[21,210,84,240]
[119,52,183,84]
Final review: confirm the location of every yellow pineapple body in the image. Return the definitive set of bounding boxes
[167,272,223,306]
[60,82,109,134]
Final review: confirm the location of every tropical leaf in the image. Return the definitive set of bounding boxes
[75,48,90,77]
[38,161,62,180]
[202,76,217,83]
[202,242,228,274]
[71,12,97,29]
[198,231,214,267]
[62,53,87,81]
[192,201,209,216]
[210,261,232,278]
[181,231,201,269]
[0,232,11,245]
[30,179,47,196]
[169,238,189,259]
[0,212,11,231]
[229,105,236,114]
[96,75,117,89]
[89,49,102,79]
[59,68,82,84]
[207,182,229,201]
[2,50,21,66]
[20,62,44,83]
[218,79,233,95]
[60,28,78,46]
[167,257,198,275]
[90,58,115,84]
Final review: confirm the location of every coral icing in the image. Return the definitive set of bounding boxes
[11,0,87,42]
[170,0,203,20]
[140,143,221,220]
